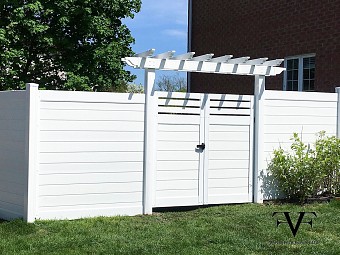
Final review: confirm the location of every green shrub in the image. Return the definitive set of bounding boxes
[314,131,340,196]
[267,132,340,203]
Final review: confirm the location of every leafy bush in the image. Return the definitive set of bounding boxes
[267,132,340,202]
[314,131,340,196]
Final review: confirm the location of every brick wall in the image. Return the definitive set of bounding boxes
[189,0,340,94]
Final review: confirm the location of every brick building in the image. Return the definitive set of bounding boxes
[188,0,340,94]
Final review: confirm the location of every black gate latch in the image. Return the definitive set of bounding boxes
[196,143,205,150]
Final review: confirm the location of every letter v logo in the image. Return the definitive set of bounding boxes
[272,212,317,237]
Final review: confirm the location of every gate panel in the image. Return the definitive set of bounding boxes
[206,94,253,204]
[154,92,203,207]
[154,92,254,208]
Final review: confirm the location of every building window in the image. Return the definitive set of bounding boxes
[284,55,315,91]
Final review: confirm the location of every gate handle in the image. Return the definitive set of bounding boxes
[196,143,205,150]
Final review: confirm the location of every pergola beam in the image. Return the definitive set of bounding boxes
[122,49,285,76]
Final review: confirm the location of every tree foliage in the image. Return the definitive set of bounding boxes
[0,0,141,91]
[156,74,187,92]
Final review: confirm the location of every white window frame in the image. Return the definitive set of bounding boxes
[283,54,316,91]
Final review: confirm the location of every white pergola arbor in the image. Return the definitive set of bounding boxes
[122,49,285,214]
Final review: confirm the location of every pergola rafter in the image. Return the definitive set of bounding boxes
[122,49,285,76]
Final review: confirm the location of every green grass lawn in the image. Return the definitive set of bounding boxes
[0,201,339,255]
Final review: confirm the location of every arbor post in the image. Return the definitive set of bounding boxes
[143,69,157,214]
[253,75,265,203]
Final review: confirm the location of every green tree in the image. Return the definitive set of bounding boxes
[0,0,141,91]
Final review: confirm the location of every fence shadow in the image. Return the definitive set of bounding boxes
[259,170,283,200]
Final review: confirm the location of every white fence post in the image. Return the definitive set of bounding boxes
[253,75,265,203]
[24,83,39,222]
[143,69,157,214]
[336,87,340,138]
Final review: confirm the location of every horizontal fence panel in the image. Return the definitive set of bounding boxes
[40,109,144,122]
[209,100,251,108]
[264,124,336,134]
[39,182,143,196]
[39,192,142,207]
[156,189,198,198]
[265,107,337,117]
[209,125,249,132]
[209,141,249,151]
[207,194,250,204]
[208,187,249,196]
[40,131,144,142]
[208,94,253,101]
[157,161,199,171]
[0,91,26,103]
[40,141,144,153]
[264,133,327,143]
[157,132,199,142]
[208,178,249,188]
[156,170,198,181]
[40,120,144,132]
[157,99,200,107]
[209,159,249,170]
[209,115,251,125]
[39,161,143,174]
[158,114,200,125]
[155,91,202,99]
[209,151,249,160]
[0,180,26,196]
[0,200,24,217]
[157,106,200,115]
[209,157,249,170]
[0,130,26,143]
[265,90,337,102]
[38,203,142,212]
[39,171,142,185]
[157,141,197,151]
[0,191,24,207]
[265,100,337,108]
[40,101,144,111]
[37,204,143,220]
[40,90,145,104]
[264,143,293,153]
[265,115,336,125]
[209,132,250,142]
[40,151,143,164]
[0,120,26,131]
[154,196,199,207]
[209,108,251,115]
[0,110,26,120]
[156,179,198,191]
[208,169,249,179]
[157,151,199,161]
[158,124,199,132]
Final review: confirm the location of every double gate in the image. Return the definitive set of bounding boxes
[154,92,254,207]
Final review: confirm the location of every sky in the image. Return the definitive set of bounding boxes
[123,0,188,85]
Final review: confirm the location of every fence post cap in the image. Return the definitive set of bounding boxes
[26,83,39,90]
[335,87,340,93]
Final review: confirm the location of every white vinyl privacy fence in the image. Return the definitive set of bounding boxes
[0,84,339,222]
[0,50,339,222]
